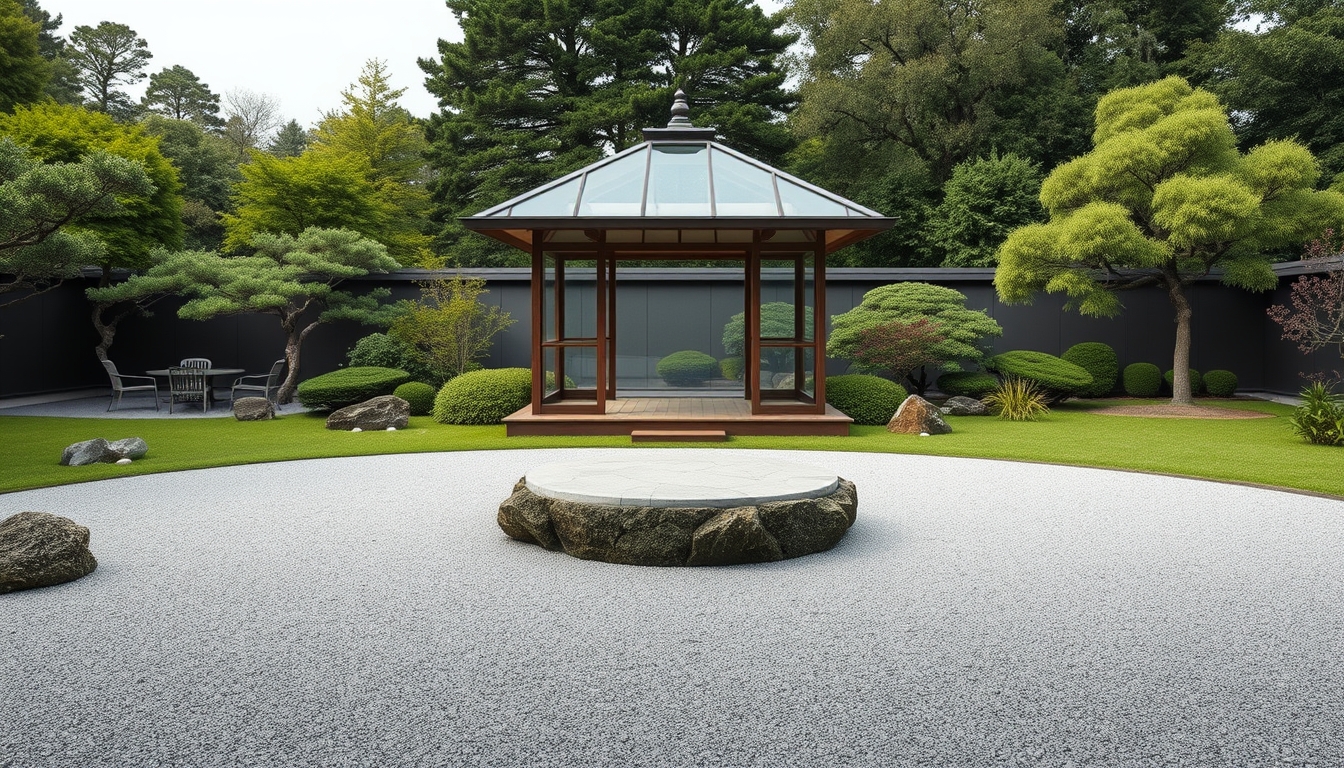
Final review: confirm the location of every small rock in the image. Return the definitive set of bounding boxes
[386,426,396,431]
[233,397,275,421]
[107,437,148,460]
[888,395,952,435]
[60,438,113,467]
[351,427,362,433]
[115,458,132,465]
[0,512,97,593]
[942,395,990,416]
[919,432,930,437]
[326,395,410,431]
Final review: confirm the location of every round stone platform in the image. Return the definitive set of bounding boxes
[498,457,858,567]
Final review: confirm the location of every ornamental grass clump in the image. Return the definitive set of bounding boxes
[432,368,532,424]
[1289,382,1344,446]
[983,377,1050,421]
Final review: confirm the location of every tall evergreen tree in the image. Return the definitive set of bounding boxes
[0,0,47,112]
[65,21,152,117]
[418,0,795,267]
[142,65,224,128]
[267,119,308,157]
[17,0,80,104]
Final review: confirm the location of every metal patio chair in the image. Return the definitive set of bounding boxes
[102,360,160,412]
[230,359,285,405]
[168,366,211,413]
[179,358,212,368]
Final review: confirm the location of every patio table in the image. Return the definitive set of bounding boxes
[146,368,245,408]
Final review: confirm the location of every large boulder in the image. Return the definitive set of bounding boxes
[233,397,275,421]
[107,437,148,459]
[941,396,989,416]
[888,395,952,435]
[326,395,410,431]
[0,512,97,593]
[60,438,112,466]
[497,478,858,567]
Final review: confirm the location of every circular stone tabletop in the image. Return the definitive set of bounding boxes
[525,457,838,508]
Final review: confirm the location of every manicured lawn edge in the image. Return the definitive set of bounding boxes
[2,399,1340,499]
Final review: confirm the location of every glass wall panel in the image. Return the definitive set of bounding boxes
[541,347,560,399]
[563,347,598,390]
[542,254,557,342]
[647,144,710,217]
[562,260,596,339]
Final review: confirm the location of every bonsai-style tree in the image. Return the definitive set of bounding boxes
[827,282,1003,394]
[108,228,400,403]
[996,76,1344,404]
[1268,229,1344,383]
[848,318,949,394]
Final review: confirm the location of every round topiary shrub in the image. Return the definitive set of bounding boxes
[393,381,437,416]
[1204,369,1238,397]
[657,350,720,387]
[1164,368,1203,395]
[825,374,908,425]
[297,366,412,411]
[984,350,1092,402]
[1061,342,1119,397]
[432,368,533,424]
[1123,362,1162,397]
[719,356,744,381]
[936,371,999,399]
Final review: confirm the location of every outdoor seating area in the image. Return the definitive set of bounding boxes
[93,359,280,415]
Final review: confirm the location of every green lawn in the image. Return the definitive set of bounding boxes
[2,398,1340,498]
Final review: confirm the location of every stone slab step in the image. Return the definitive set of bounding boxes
[630,429,728,443]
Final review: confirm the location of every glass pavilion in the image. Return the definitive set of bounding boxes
[460,91,894,433]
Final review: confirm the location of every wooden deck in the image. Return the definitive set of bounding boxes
[503,397,853,437]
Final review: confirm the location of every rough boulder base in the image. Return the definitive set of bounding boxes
[326,395,410,431]
[941,396,989,416]
[233,397,275,421]
[888,395,952,434]
[60,437,148,466]
[497,478,858,566]
[0,512,97,594]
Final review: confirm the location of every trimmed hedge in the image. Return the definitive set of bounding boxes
[825,374,908,425]
[297,367,412,411]
[657,350,720,387]
[1123,362,1162,397]
[1165,368,1203,395]
[1061,342,1118,397]
[936,371,999,399]
[393,382,437,416]
[432,368,532,425]
[984,350,1092,402]
[1204,369,1238,397]
[719,356,744,381]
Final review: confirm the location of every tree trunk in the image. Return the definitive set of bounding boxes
[91,304,121,362]
[1166,279,1195,406]
[276,320,319,405]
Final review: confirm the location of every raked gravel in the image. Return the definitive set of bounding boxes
[2,448,1342,768]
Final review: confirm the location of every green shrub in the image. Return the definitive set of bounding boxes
[1123,362,1162,397]
[297,367,412,411]
[393,382,437,416]
[984,350,1092,402]
[1289,382,1344,446]
[983,377,1050,421]
[825,374,908,425]
[1204,369,1238,397]
[347,333,431,382]
[1061,342,1118,397]
[1164,368,1203,395]
[657,350,720,387]
[719,356,745,381]
[432,368,533,425]
[936,371,999,399]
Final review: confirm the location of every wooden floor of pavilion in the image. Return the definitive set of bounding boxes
[502,396,853,437]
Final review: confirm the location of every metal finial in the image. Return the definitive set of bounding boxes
[668,89,692,126]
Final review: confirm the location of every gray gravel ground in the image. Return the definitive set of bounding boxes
[2,448,1342,768]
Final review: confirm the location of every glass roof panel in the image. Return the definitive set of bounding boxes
[576,148,647,216]
[509,176,582,216]
[776,176,849,217]
[647,144,711,216]
[710,147,779,216]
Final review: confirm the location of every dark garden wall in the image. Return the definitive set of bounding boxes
[0,265,1336,399]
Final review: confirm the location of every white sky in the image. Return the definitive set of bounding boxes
[48,0,787,133]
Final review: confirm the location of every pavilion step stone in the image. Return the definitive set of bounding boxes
[630,429,728,443]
